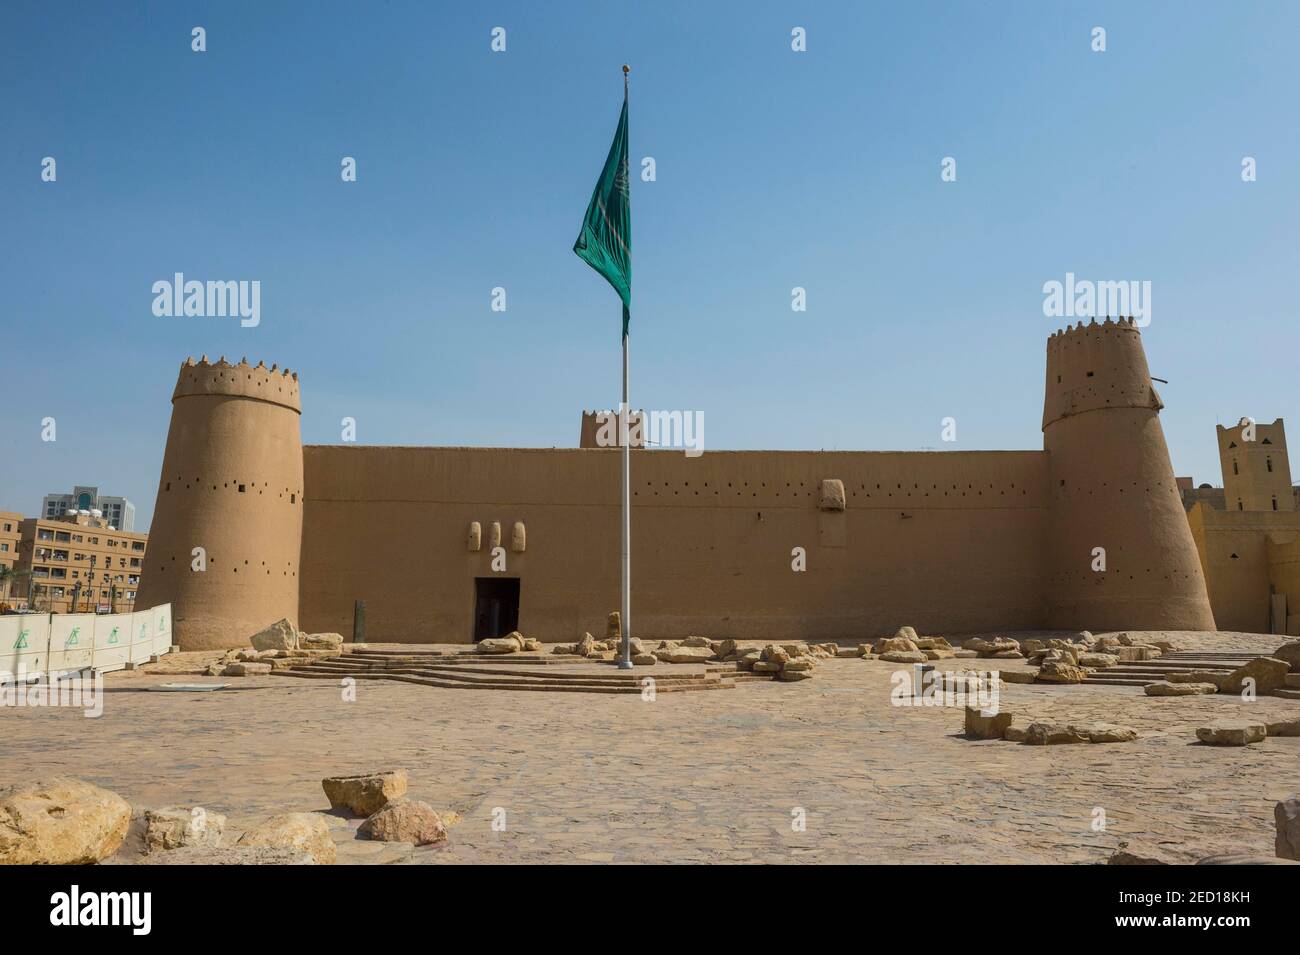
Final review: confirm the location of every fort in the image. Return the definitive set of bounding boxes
[133,318,1231,651]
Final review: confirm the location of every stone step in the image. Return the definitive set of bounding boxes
[279,668,738,694]
[285,663,719,689]
[1268,688,1300,701]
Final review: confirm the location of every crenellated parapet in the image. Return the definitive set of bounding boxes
[172,355,301,413]
[1043,317,1160,430]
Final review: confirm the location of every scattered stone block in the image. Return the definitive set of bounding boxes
[877,636,919,654]
[1273,641,1300,671]
[1078,652,1118,668]
[996,669,1037,684]
[1024,723,1088,745]
[1219,657,1291,695]
[144,806,225,852]
[321,770,408,816]
[1195,721,1266,746]
[777,669,813,682]
[300,632,344,650]
[1035,661,1087,684]
[914,637,952,651]
[0,777,132,865]
[632,654,656,666]
[1144,681,1217,696]
[359,799,448,846]
[836,647,860,659]
[477,635,522,654]
[655,645,715,664]
[222,661,272,676]
[138,844,317,864]
[880,650,928,664]
[752,661,782,673]
[236,812,336,864]
[1108,841,1181,865]
[1276,796,1300,861]
[1002,726,1027,742]
[964,706,1012,740]
[1167,670,1230,686]
[249,618,299,652]
[1266,718,1300,737]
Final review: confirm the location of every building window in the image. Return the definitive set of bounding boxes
[1233,460,1239,475]
[1267,458,1273,472]
[1273,497,1279,511]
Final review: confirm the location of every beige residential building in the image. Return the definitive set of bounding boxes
[0,511,22,602]
[14,510,148,614]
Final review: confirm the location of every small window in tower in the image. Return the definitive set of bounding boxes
[1262,437,1273,444]
[1273,497,1278,511]
[1228,441,1237,449]
[238,484,246,493]
[290,494,296,504]
[1085,371,1094,377]
[1230,552,1239,559]
[1237,500,1243,510]
[1267,458,1273,472]
[1233,461,1238,475]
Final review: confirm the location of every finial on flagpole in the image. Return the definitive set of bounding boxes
[622,64,630,75]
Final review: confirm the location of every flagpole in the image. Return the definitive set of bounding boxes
[618,64,633,671]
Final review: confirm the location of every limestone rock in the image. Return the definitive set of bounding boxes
[321,770,408,816]
[1195,721,1266,746]
[760,644,790,665]
[477,635,521,654]
[606,611,622,643]
[236,812,336,864]
[1276,796,1300,861]
[777,668,813,682]
[895,626,919,642]
[521,637,542,652]
[1035,661,1087,684]
[1024,723,1088,745]
[632,653,657,666]
[576,633,597,657]
[752,660,782,673]
[1002,726,1028,742]
[1021,639,1045,654]
[0,777,132,864]
[143,806,225,852]
[300,632,344,650]
[996,669,1037,684]
[1115,645,1162,662]
[914,637,951,650]
[1078,652,1118,668]
[782,657,815,672]
[1273,641,1300,671]
[1219,656,1291,695]
[964,706,1012,740]
[1145,680,1217,696]
[857,644,874,657]
[1080,723,1138,743]
[923,648,956,660]
[249,618,299,652]
[953,649,979,658]
[715,639,738,658]
[877,636,919,654]
[551,643,578,655]
[655,645,715,664]
[880,650,928,664]
[1266,718,1300,737]
[681,635,712,648]
[836,647,861,659]
[991,649,1024,659]
[359,799,448,846]
[222,661,272,676]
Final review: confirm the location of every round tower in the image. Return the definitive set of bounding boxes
[135,357,304,649]
[1042,318,1215,631]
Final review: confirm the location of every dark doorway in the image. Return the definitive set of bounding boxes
[473,577,520,641]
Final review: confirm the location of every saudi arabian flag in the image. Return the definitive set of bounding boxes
[573,88,631,334]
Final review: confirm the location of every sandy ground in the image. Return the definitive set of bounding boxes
[1,629,1296,864]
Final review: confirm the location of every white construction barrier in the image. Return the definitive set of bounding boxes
[149,603,172,655]
[0,615,51,683]
[129,609,155,665]
[93,614,132,673]
[0,604,173,681]
[49,614,96,672]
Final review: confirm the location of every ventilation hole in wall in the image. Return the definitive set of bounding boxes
[165,483,170,491]
[238,485,246,493]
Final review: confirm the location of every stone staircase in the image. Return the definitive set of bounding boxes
[277,646,771,694]
[1082,650,1300,698]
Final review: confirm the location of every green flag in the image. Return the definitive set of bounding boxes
[573,88,631,334]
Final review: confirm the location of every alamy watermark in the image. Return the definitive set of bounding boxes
[1,667,104,718]
[592,405,704,457]
[152,273,260,327]
[890,665,1000,711]
[1042,272,1151,327]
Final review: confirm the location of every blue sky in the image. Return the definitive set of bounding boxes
[3,1,1297,530]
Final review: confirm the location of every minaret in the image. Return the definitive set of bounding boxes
[135,357,304,649]
[1041,319,1215,630]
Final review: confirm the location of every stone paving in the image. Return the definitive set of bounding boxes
[1,629,1296,864]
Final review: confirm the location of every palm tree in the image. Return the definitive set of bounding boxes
[0,565,32,607]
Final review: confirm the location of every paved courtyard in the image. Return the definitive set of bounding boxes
[1,629,1296,864]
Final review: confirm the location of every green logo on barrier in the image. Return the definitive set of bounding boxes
[66,627,80,648]
[160,616,167,632]
[108,627,120,645]
[139,624,147,639]
[14,630,29,650]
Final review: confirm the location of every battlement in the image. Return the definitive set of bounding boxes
[579,409,645,448]
[1043,317,1159,429]
[172,355,302,413]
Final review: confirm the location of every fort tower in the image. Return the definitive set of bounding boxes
[135,357,304,649]
[1041,318,1215,630]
